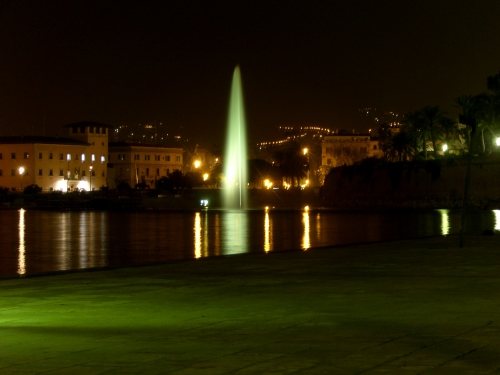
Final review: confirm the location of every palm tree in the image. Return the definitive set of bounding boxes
[402,110,427,159]
[389,131,413,162]
[421,106,444,159]
[438,116,457,151]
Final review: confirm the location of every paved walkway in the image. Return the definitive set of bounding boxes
[1,234,500,374]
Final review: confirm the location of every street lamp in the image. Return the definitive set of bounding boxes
[89,165,93,192]
[18,167,25,190]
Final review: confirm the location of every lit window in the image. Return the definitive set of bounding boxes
[81,154,85,162]
[91,154,95,162]
[101,155,105,162]
[24,152,29,159]
[67,154,71,161]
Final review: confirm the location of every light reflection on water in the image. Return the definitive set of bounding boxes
[494,210,500,231]
[438,209,450,236]
[17,209,25,276]
[1,208,498,278]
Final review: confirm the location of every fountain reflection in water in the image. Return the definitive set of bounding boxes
[223,66,248,209]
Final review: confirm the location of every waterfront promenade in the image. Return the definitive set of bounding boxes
[1,234,500,374]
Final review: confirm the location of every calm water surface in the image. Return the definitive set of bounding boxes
[1,209,499,278]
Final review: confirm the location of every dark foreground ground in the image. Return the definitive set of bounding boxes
[1,234,500,374]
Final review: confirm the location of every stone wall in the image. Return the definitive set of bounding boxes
[321,156,500,209]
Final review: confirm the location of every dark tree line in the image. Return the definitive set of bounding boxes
[378,71,500,161]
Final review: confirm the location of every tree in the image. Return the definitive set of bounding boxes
[272,141,309,187]
[421,106,443,159]
[402,110,427,160]
[389,131,413,162]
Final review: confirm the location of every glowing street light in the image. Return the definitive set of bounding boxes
[303,148,308,155]
[496,137,500,147]
[18,167,25,190]
[203,173,209,181]
[194,160,201,169]
[89,165,93,191]
[442,144,448,152]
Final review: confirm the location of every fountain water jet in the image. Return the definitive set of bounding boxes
[223,66,248,209]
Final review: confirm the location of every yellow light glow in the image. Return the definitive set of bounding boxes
[496,138,500,147]
[194,212,201,259]
[264,179,273,189]
[438,209,450,236]
[442,144,448,152]
[18,167,25,175]
[194,160,201,169]
[264,211,272,252]
[303,148,308,155]
[494,210,500,231]
[203,173,209,181]
[302,211,310,250]
[18,208,25,275]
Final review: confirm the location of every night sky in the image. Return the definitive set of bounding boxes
[1,0,499,148]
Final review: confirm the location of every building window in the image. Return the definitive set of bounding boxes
[81,154,85,162]
[145,155,150,161]
[67,154,71,161]
[166,155,170,161]
[11,153,16,159]
[167,168,170,174]
[82,170,86,177]
[0,153,2,159]
[96,127,100,134]
[38,169,43,176]
[49,169,53,176]
[75,154,78,161]
[89,127,94,134]
[103,128,107,134]
[59,169,63,176]
[118,154,125,161]
[24,152,29,159]
[101,155,105,162]
[134,154,140,161]
[102,171,105,177]
[373,145,377,150]
[91,170,95,177]
[49,153,53,160]
[0,170,2,176]
[175,156,180,162]
[155,155,160,161]
[156,168,160,176]
[38,152,42,159]
[91,154,95,162]
[146,168,150,176]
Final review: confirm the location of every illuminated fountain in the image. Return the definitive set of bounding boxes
[223,66,248,209]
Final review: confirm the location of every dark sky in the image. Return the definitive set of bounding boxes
[1,0,499,147]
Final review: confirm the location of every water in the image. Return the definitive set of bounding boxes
[223,66,248,209]
[1,209,499,278]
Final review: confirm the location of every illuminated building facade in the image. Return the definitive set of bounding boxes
[321,133,382,168]
[108,142,183,188]
[0,122,109,191]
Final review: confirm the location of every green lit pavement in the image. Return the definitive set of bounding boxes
[2,234,500,374]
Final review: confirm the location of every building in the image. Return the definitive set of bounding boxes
[108,142,183,188]
[321,133,381,168]
[0,121,110,192]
